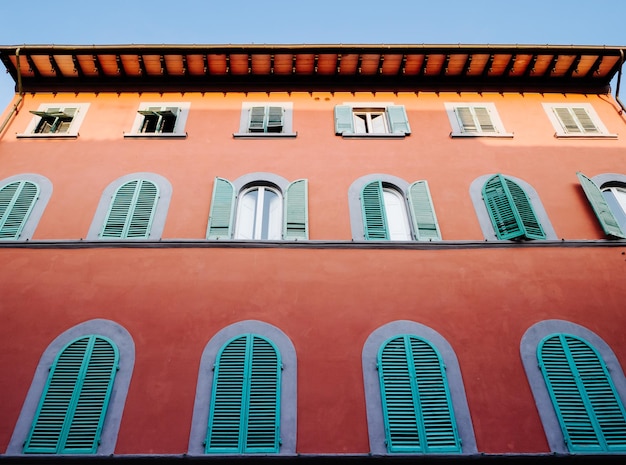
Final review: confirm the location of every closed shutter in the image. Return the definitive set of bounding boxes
[539,334,626,452]
[505,178,545,239]
[576,172,625,239]
[378,335,461,453]
[0,180,39,239]
[455,106,496,133]
[387,105,411,134]
[408,181,441,241]
[361,181,388,240]
[334,105,354,135]
[283,179,308,240]
[101,179,159,239]
[206,334,281,453]
[207,177,235,239]
[554,107,600,135]
[24,336,118,454]
[248,107,267,132]
[266,107,284,133]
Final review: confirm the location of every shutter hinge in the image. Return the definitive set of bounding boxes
[281,363,284,371]
[202,440,207,446]
[375,363,379,370]
[212,364,215,371]
[279,438,283,445]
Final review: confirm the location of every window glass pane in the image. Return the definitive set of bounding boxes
[235,187,282,240]
[383,189,411,240]
[370,113,387,134]
[264,190,282,240]
[354,114,367,134]
[602,187,626,233]
[236,189,258,239]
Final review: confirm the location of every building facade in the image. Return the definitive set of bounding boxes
[0,44,625,463]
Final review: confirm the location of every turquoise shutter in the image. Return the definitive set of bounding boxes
[101,179,159,239]
[207,334,281,453]
[539,334,626,452]
[408,181,441,241]
[361,181,388,240]
[378,335,461,453]
[576,172,625,239]
[248,106,266,132]
[387,105,411,134]
[283,179,308,240]
[207,177,235,239]
[24,335,118,454]
[0,180,39,239]
[334,105,354,135]
[266,106,284,133]
[482,174,545,240]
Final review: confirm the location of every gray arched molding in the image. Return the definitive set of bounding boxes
[0,173,52,241]
[188,320,297,455]
[232,172,290,194]
[469,174,557,241]
[362,320,477,455]
[348,174,411,241]
[7,319,135,455]
[521,319,626,453]
[592,173,626,188]
[86,172,172,240]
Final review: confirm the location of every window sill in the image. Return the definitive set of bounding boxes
[16,133,79,139]
[340,133,407,139]
[449,132,514,138]
[553,133,618,139]
[233,132,297,139]
[123,132,188,139]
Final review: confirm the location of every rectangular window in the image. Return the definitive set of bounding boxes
[444,103,512,137]
[18,103,89,138]
[234,102,296,138]
[335,103,410,137]
[543,103,616,138]
[124,102,190,138]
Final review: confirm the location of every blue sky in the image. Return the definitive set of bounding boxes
[1,0,625,109]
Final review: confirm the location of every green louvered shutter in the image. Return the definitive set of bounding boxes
[408,181,441,241]
[505,178,545,240]
[387,105,411,134]
[206,334,281,454]
[283,179,308,240]
[266,106,284,133]
[248,107,266,132]
[334,105,354,135]
[0,180,39,239]
[378,335,461,453]
[101,180,158,239]
[207,177,235,239]
[576,172,626,239]
[539,334,626,452]
[361,181,388,240]
[24,336,118,454]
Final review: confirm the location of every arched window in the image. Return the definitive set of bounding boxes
[235,186,283,240]
[0,174,52,241]
[577,172,626,238]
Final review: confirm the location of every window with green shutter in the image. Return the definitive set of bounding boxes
[334,105,410,136]
[576,172,626,239]
[100,179,159,239]
[24,335,118,454]
[0,180,39,240]
[248,106,284,133]
[206,334,281,454]
[538,333,626,452]
[378,335,461,454]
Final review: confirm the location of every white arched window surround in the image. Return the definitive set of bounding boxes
[235,183,283,240]
[362,320,477,455]
[7,319,135,455]
[521,320,626,454]
[0,173,52,241]
[86,172,172,240]
[188,320,297,455]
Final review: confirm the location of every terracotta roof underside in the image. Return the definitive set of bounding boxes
[0,45,623,93]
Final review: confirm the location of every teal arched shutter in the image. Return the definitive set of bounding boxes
[387,105,411,134]
[361,181,388,240]
[24,335,118,454]
[538,334,626,452]
[0,180,39,239]
[206,334,281,453]
[378,335,461,453]
[576,172,626,239]
[283,179,308,240]
[207,177,235,239]
[482,174,545,240]
[408,180,441,241]
[101,179,159,238]
[334,105,354,135]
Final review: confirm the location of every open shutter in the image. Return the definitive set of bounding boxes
[283,179,308,240]
[207,177,235,239]
[248,107,267,132]
[387,105,411,134]
[334,105,354,135]
[24,336,118,454]
[505,178,545,240]
[0,180,39,239]
[539,334,626,452]
[576,172,625,239]
[361,181,388,240]
[408,181,441,241]
[266,106,284,133]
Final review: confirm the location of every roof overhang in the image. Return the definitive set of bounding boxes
[0,44,624,94]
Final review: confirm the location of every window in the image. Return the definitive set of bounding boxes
[334,104,410,137]
[362,321,477,455]
[0,174,52,241]
[18,103,89,138]
[543,103,616,138]
[576,172,626,239]
[234,103,296,137]
[444,103,512,137]
[87,173,172,241]
[206,173,308,241]
[349,175,441,241]
[125,102,190,138]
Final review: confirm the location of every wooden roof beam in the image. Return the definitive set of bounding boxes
[462,54,472,75]
[92,54,102,76]
[247,54,252,74]
[336,54,342,75]
[270,54,275,74]
[524,54,538,77]
[565,55,581,78]
[49,54,62,77]
[291,55,297,74]
[202,54,209,75]
[182,54,188,76]
[397,54,407,75]
[72,55,84,78]
[419,54,428,76]
[26,54,40,78]
[377,54,385,75]
[482,54,494,77]
[586,55,603,78]
[116,55,126,77]
[543,54,559,77]
[160,54,168,76]
[440,54,450,76]
[503,54,516,76]
[356,55,362,74]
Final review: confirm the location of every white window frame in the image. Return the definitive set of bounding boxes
[336,102,410,139]
[444,102,513,138]
[17,103,90,138]
[234,185,283,240]
[124,102,190,138]
[234,102,296,138]
[382,187,412,241]
[353,108,389,134]
[542,103,617,139]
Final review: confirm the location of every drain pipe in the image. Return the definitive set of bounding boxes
[0,47,24,136]
[615,48,625,114]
